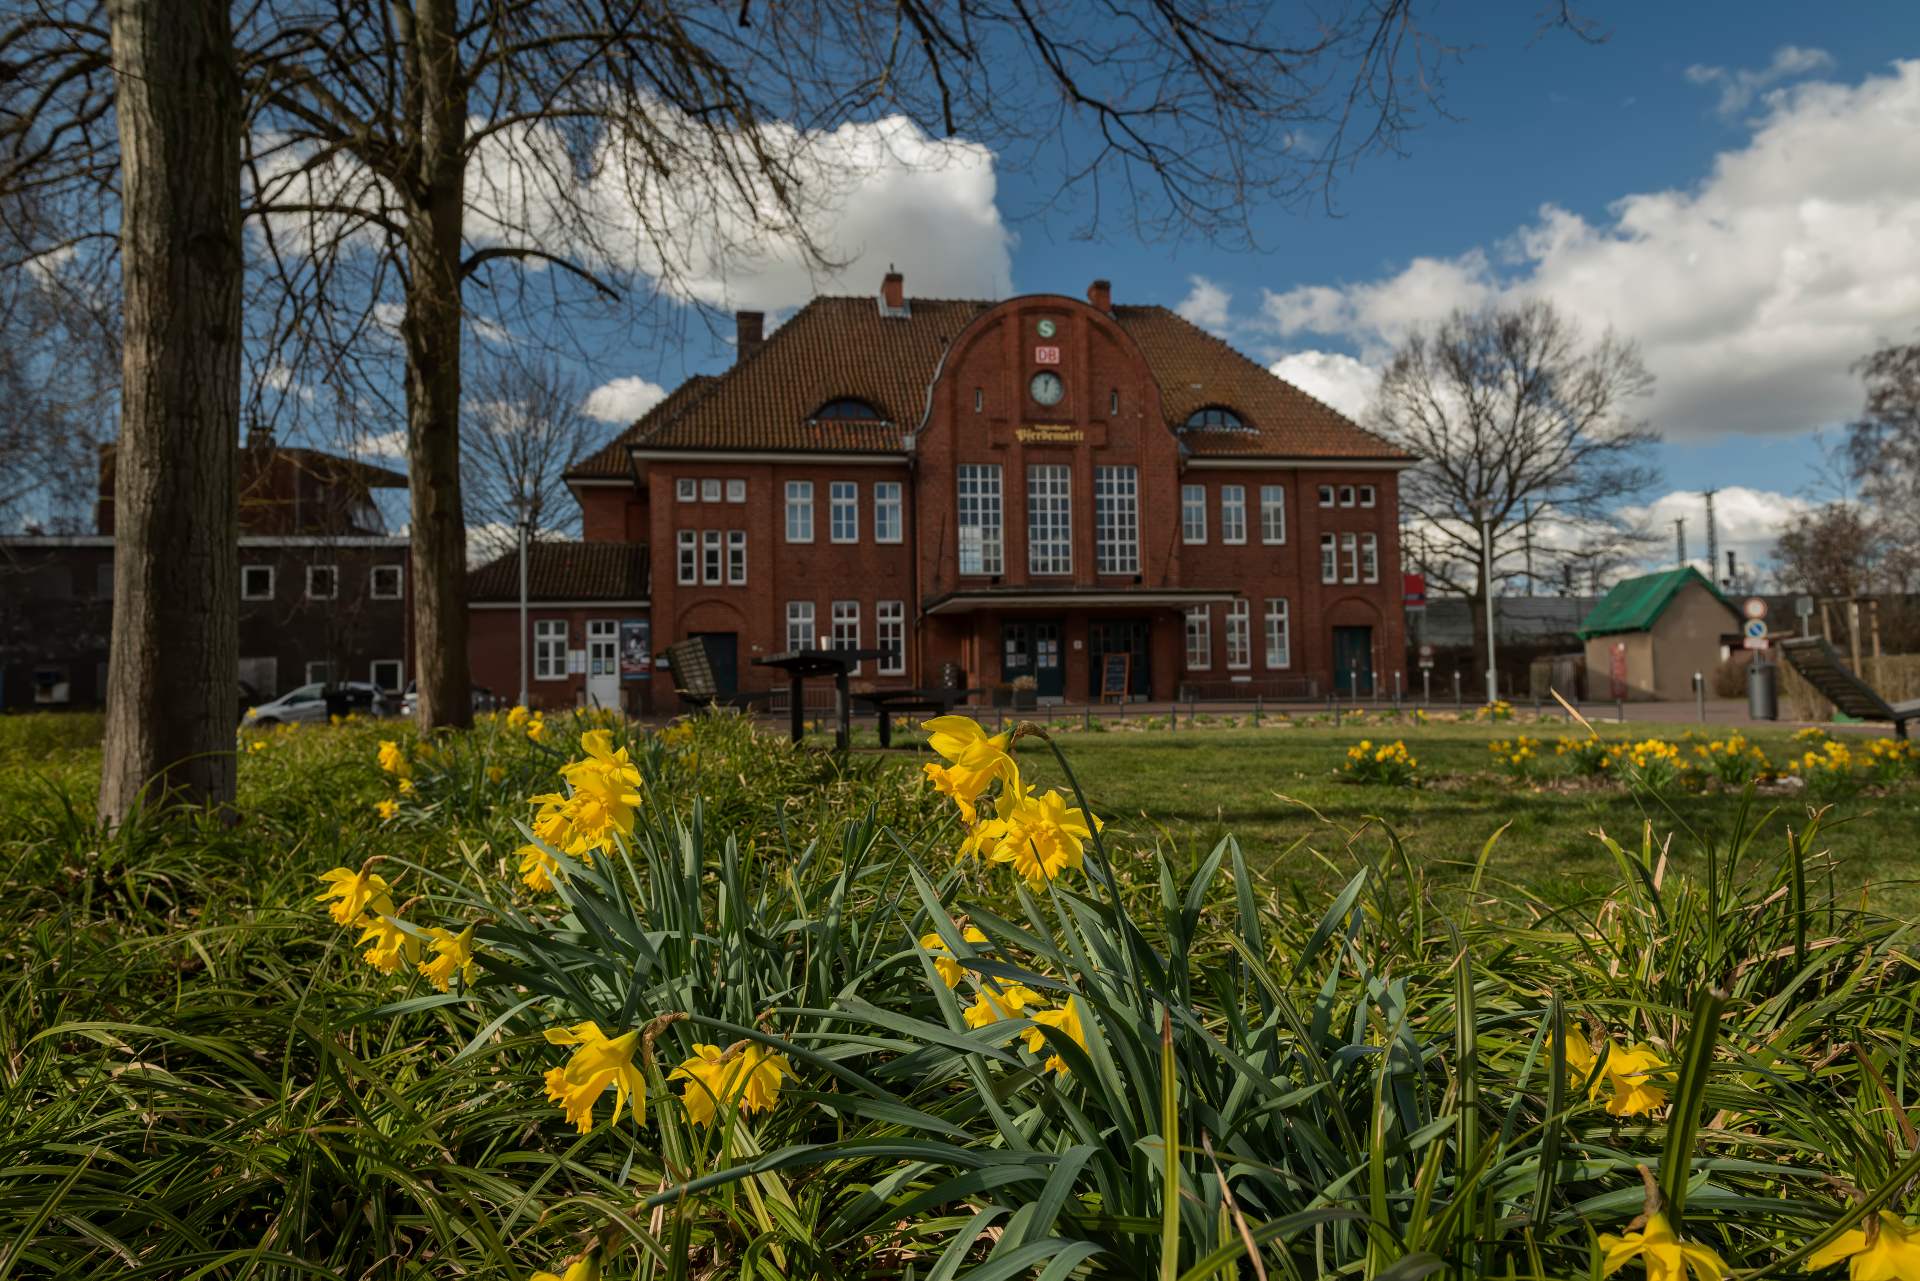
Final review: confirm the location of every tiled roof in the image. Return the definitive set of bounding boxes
[468,540,650,601]
[1577,567,1734,639]
[598,293,1410,461]
[566,376,715,479]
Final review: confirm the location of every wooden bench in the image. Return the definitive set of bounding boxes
[854,687,979,748]
[662,639,768,712]
[1779,636,1920,739]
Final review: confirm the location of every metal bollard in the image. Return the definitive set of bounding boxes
[1453,670,1463,709]
[1392,670,1402,712]
[1694,671,1706,723]
[1616,698,1625,723]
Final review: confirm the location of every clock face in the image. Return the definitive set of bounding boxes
[1036,318,1056,338]
[1029,371,1065,406]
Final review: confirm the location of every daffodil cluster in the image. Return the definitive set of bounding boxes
[920,716,1099,892]
[1797,739,1861,799]
[1563,1034,1669,1117]
[1689,732,1772,785]
[1604,738,1684,791]
[668,1041,796,1127]
[1342,738,1418,786]
[314,862,483,991]
[916,923,1089,1080]
[1474,699,1515,723]
[515,729,644,893]
[1863,737,1919,784]
[1487,735,1543,778]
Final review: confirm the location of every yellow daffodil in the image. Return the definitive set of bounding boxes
[542,1021,644,1133]
[531,1253,600,1281]
[919,926,989,987]
[668,1042,795,1127]
[247,740,266,754]
[1595,1042,1669,1116]
[486,765,505,784]
[922,762,978,823]
[375,798,398,820]
[1599,1211,1728,1281]
[356,913,419,974]
[990,787,1096,890]
[1806,1211,1920,1280]
[922,715,1017,804]
[1564,1029,1597,1081]
[315,866,393,927]
[557,770,642,855]
[397,777,414,795]
[518,842,560,893]
[1023,997,1089,1077]
[964,982,1043,1028]
[376,739,411,779]
[418,923,478,992]
[526,716,547,742]
[506,704,530,728]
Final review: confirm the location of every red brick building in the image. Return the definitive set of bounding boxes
[470,274,1413,712]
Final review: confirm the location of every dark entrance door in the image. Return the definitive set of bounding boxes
[1001,620,1065,698]
[1333,626,1373,697]
[1088,619,1151,700]
[691,632,739,695]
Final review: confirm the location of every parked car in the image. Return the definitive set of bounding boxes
[244,681,390,725]
[396,680,499,719]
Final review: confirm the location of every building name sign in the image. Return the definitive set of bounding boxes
[1015,424,1083,444]
[1034,346,1061,364]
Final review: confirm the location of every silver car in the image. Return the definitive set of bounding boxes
[244,681,390,725]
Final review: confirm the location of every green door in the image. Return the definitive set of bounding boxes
[1333,626,1373,697]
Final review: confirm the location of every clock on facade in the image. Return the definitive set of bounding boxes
[1029,371,1064,406]
[1036,318,1056,338]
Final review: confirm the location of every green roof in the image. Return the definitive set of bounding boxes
[1577,567,1736,640]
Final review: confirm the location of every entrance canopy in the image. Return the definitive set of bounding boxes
[923,587,1234,615]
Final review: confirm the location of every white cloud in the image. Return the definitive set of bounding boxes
[1267,350,1380,420]
[581,375,667,424]
[1618,486,1811,582]
[353,429,408,460]
[1175,276,1232,333]
[1254,59,1920,443]
[1685,45,1834,118]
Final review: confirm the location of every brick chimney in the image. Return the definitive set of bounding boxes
[881,268,905,311]
[735,310,764,363]
[1087,278,1112,312]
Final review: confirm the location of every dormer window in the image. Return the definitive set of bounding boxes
[811,398,887,423]
[1182,406,1250,433]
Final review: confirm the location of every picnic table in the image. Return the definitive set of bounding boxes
[752,647,889,750]
[855,687,981,748]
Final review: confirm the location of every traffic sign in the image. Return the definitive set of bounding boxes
[1744,618,1768,639]
[1417,643,1434,669]
[1795,595,1815,621]
[1743,597,1768,620]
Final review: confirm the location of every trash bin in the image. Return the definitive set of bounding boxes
[1747,660,1778,721]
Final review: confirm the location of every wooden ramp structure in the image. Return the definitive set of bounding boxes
[1779,636,1920,738]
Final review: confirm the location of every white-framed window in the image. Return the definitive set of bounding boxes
[370,658,403,692]
[1259,486,1286,544]
[1320,533,1338,584]
[1226,600,1251,669]
[1318,485,1335,508]
[957,464,1002,574]
[877,600,905,675]
[830,481,859,543]
[1181,484,1206,544]
[1342,531,1360,583]
[534,620,567,680]
[874,481,903,543]
[1264,598,1291,668]
[1220,485,1247,544]
[785,481,813,542]
[305,661,334,684]
[1184,606,1211,670]
[1093,465,1139,575]
[726,478,746,503]
[241,564,274,601]
[1339,485,1356,508]
[370,564,403,599]
[677,477,697,502]
[786,601,815,652]
[701,477,722,502]
[1027,464,1072,575]
[727,530,747,585]
[1359,484,1376,508]
[1361,533,1379,583]
[677,530,697,585]
[306,564,338,600]
[702,529,723,584]
[832,599,861,674]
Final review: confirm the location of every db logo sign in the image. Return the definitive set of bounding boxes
[1034,346,1060,364]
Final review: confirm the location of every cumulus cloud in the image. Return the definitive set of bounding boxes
[1175,276,1232,333]
[1267,350,1380,420]
[581,375,667,424]
[1685,45,1834,118]
[1618,486,1812,583]
[1255,59,1920,443]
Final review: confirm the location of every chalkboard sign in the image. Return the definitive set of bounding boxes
[1100,652,1131,703]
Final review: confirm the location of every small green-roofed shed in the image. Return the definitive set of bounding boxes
[1578,567,1741,700]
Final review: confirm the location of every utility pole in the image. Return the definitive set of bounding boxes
[1674,517,1687,570]
[1703,489,1719,586]
[1479,507,1497,704]
[1725,550,1738,592]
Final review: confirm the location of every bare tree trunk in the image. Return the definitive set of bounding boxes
[98,0,242,826]
[400,0,472,730]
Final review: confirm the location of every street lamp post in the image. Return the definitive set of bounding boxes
[1480,510,1497,703]
[516,515,532,708]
